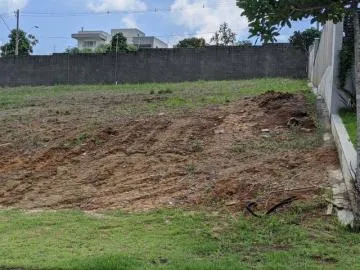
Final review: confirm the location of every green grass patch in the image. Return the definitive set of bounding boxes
[1,206,360,270]
[0,78,309,110]
[339,109,357,145]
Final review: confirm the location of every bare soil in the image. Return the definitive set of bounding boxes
[0,92,338,212]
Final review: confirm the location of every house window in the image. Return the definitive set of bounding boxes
[83,41,96,48]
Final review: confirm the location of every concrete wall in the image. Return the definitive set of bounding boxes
[0,44,307,87]
[309,21,344,114]
[309,21,357,218]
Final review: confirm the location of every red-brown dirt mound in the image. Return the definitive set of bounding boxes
[254,91,316,130]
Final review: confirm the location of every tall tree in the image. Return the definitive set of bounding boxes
[289,28,322,54]
[175,37,206,48]
[109,33,127,52]
[0,29,38,56]
[237,0,360,229]
[210,22,237,46]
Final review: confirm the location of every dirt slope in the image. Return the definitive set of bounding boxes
[0,92,338,211]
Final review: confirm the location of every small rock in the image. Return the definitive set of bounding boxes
[261,129,270,133]
[323,133,331,142]
[0,143,11,147]
[300,128,312,133]
[326,204,334,216]
[226,201,238,206]
[215,129,225,134]
[158,112,165,116]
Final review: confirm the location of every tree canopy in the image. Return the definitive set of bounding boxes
[109,33,128,52]
[0,29,38,56]
[289,28,321,54]
[175,37,206,48]
[236,0,352,43]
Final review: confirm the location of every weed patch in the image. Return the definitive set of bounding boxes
[64,133,91,148]
[189,139,204,152]
[339,108,356,145]
[232,132,323,154]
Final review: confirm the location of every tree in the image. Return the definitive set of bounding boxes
[289,28,322,54]
[210,22,237,46]
[65,47,93,54]
[237,0,360,229]
[237,1,346,43]
[65,47,80,54]
[126,44,138,52]
[109,33,127,52]
[95,44,110,53]
[0,29,38,56]
[65,42,136,55]
[175,37,206,48]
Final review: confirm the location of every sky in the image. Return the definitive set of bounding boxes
[0,0,313,55]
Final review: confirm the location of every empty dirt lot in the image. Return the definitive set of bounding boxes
[0,80,338,212]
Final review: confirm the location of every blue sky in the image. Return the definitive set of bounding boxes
[0,0,313,55]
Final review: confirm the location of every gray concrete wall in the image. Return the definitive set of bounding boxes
[309,21,344,114]
[309,21,357,222]
[0,44,307,87]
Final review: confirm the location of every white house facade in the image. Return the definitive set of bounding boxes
[71,31,111,50]
[71,28,168,50]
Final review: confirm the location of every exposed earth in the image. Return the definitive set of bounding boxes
[0,91,338,212]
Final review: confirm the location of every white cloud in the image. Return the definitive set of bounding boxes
[122,14,138,28]
[0,0,28,12]
[170,0,249,43]
[88,0,146,12]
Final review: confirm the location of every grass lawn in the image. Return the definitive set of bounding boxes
[339,109,357,145]
[1,204,360,270]
[0,78,311,111]
[0,79,355,269]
